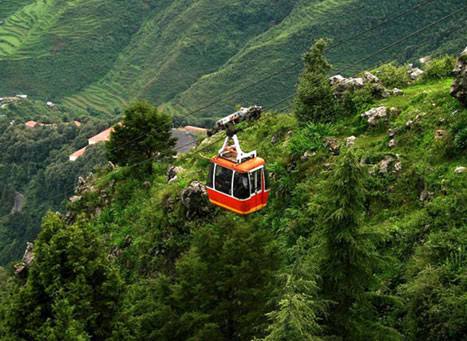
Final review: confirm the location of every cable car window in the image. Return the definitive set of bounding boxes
[215,165,233,195]
[250,169,262,194]
[264,168,270,190]
[207,163,214,188]
[233,172,250,199]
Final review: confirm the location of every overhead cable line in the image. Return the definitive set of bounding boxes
[108,0,444,153]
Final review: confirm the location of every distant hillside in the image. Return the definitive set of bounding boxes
[0,100,111,265]
[1,0,466,121]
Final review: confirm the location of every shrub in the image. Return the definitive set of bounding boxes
[107,101,176,168]
[289,123,333,158]
[372,62,410,88]
[421,56,456,81]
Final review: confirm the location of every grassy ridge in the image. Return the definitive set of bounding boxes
[0,0,466,119]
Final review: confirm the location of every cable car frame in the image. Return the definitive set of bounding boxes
[206,129,270,215]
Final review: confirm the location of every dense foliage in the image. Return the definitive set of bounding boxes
[1,1,466,121]
[0,48,466,340]
[107,101,176,167]
[0,100,111,265]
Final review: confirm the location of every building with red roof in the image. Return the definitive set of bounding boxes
[25,120,40,128]
[88,127,114,145]
[69,147,87,162]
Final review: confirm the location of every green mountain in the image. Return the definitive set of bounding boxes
[0,51,465,338]
[1,0,466,121]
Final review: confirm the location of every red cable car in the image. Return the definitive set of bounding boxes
[206,133,270,215]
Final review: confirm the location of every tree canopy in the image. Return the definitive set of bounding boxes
[107,101,176,167]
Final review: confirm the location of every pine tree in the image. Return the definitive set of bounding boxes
[128,219,281,340]
[294,38,341,124]
[263,239,323,341]
[3,213,122,340]
[107,100,176,167]
[320,151,376,338]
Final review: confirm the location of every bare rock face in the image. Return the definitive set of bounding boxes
[15,242,34,276]
[451,47,467,106]
[181,181,211,218]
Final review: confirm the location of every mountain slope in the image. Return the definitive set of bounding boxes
[1,0,466,119]
[2,64,465,338]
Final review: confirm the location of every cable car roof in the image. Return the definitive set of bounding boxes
[211,155,265,173]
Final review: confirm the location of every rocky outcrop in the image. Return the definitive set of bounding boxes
[376,155,402,175]
[10,191,25,214]
[435,129,448,140]
[346,136,356,147]
[167,166,184,183]
[329,71,396,99]
[361,106,400,126]
[14,242,34,276]
[181,181,211,219]
[408,65,424,80]
[451,47,467,106]
[324,137,340,155]
[388,139,397,148]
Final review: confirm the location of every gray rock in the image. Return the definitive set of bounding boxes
[10,191,25,214]
[408,67,424,80]
[451,47,467,106]
[419,56,432,64]
[388,139,397,148]
[361,106,388,126]
[346,136,356,147]
[69,195,82,203]
[167,166,184,183]
[377,155,402,174]
[435,129,448,140]
[329,75,345,86]
[181,181,211,218]
[392,88,404,96]
[419,190,433,202]
[378,156,394,174]
[301,151,315,161]
[324,137,340,155]
[15,242,34,276]
[454,166,466,174]
[363,71,380,83]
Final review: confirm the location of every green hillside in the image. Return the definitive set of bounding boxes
[0,99,112,264]
[1,0,466,121]
[0,50,465,339]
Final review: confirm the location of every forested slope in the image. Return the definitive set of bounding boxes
[1,0,466,120]
[0,100,111,264]
[0,51,465,339]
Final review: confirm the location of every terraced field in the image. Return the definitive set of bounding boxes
[1,0,466,120]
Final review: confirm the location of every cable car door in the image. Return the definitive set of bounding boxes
[250,168,262,208]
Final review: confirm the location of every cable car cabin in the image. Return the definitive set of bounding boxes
[206,134,270,215]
